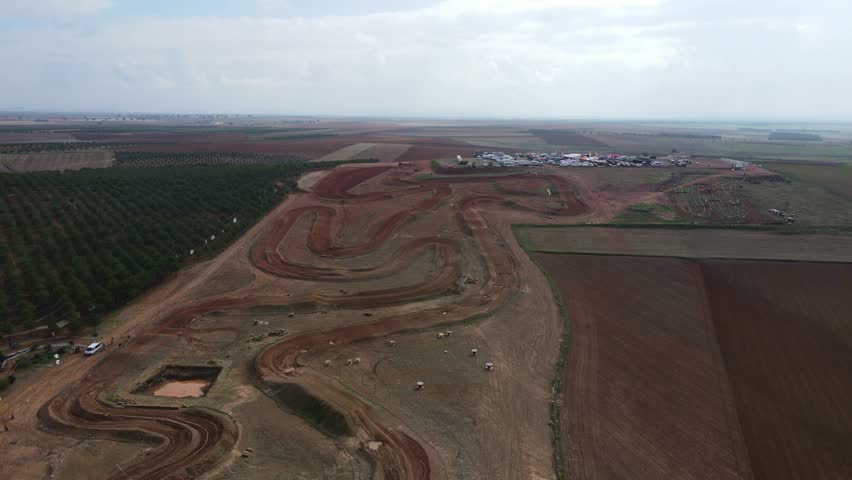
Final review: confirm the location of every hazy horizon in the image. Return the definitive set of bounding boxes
[2,0,850,120]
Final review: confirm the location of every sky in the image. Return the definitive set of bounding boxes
[0,0,849,120]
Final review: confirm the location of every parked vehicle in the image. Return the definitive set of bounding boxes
[84,342,104,356]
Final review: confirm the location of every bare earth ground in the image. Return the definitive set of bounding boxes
[517,226,852,262]
[359,143,413,162]
[2,160,821,479]
[531,249,852,480]
[534,254,752,480]
[702,260,852,480]
[314,142,377,162]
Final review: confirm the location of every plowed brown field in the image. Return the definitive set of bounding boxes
[535,254,752,480]
[703,260,852,480]
[116,134,478,161]
[534,251,852,480]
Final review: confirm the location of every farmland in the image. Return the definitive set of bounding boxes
[764,162,852,201]
[0,163,304,333]
[312,142,376,161]
[667,176,770,223]
[528,129,609,147]
[2,120,849,172]
[531,251,852,480]
[738,171,852,225]
[0,151,114,172]
[516,225,852,262]
[0,142,130,154]
[114,151,303,168]
[703,260,852,480]
[533,253,751,480]
[2,117,852,480]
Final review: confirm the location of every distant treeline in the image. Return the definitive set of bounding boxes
[656,132,722,140]
[262,132,338,140]
[115,151,304,168]
[776,128,840,133]
[528,129,578,135]
[737,127,773,133]
[768,132,823,141]
[0,142,135,154]
[614,132,722,140]
[0,125,326,135]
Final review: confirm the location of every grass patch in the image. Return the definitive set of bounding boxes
[513,222,852,235]
[269,382,352,437]
[540,263,569,480]
[305,158,379,170]
[512,223,852,263]
[546,182,560,197]
[614,203,680,224]
[351,312,495,347]
[739,178,852,226]
[12,349,55,371]
[515,237,570,480]
[764,163,852,202]
[0,375,15,393]
[491,181,544,197]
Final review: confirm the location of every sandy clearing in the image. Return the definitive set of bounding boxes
[296,169,328,192]
[358,143,413,162]
[312,142,376,162]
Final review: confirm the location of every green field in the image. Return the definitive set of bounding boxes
[460,136,606,153]
[614,203,681,224]
[741,166,852,225]
[459,130,852,162]
[709,141,852,161]
[765,163,852,201]
[514,225,852,262]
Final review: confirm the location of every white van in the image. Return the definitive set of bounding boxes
[84,342,104,356]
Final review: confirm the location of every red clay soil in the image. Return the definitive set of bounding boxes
[311,166,396,199]
[396,145,479,162]
[37,349,238,480]
[536,253,752,480]
[701,260,852,480]
[388,134,523,162]
[33,165,588,479]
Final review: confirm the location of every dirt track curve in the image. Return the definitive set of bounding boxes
[31,164,589,479]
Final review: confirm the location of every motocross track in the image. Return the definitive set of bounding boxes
[1,160,775,479]
[4,163,590,480]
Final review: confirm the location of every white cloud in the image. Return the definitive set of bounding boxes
[0,0,849,119]
[430,0,661,17]
[0,0,112,18]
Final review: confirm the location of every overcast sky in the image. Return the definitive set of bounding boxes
[1,0,849,120]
